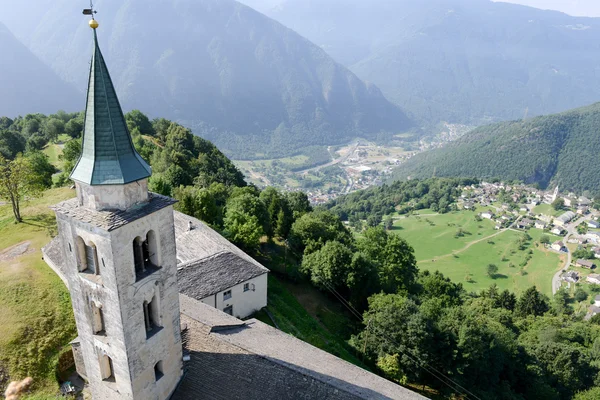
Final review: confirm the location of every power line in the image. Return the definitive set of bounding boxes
[320,281,481,400]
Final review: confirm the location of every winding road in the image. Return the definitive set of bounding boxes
[551,214,595,294]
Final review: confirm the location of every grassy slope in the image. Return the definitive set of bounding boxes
[393,210,497,260]
[42,144,62,167]
[387,210,562,296]
[0,188,76,395]
[417,228,562,296]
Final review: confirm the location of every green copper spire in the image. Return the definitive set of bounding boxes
[70,30,151,185]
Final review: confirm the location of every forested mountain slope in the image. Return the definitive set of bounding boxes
[0,22,79,116]
[0,0,410,158]
[241,0,600,126]
[391,102,600,194]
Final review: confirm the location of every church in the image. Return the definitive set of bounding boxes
[42,16,425,400]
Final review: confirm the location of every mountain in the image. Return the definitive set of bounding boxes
[240,0,600,126]
[0,22,79,117]
[0,0,411,158]
[390,102,600,194]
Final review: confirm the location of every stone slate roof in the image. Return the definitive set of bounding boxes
[50,193,176,231]
[174,295,425,400]
[173,210,268,267]
[178,251,267,299]
[70,30,151,185]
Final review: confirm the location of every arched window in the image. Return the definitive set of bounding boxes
[99,353,114,381]
[133,237,145,277]
[154,361,164,381]
[143,295,161,338]
[91,303,105,335]
[146,230,159,267]
[77,237,99,275]
[134,231,160,281]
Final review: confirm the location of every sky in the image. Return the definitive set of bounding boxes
[493,0,600,17]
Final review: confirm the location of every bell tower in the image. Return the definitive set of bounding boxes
[50,13,182,400]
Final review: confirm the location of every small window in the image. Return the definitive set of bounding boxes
[243,283,250,292]
[100,354,114,381]
[223,305,233,315]
[223,290,232,301]
[76,237,99,275]
[92,303,105,335]
[134,231,160,281]
[144,296,161,338]
[154,361,164,381]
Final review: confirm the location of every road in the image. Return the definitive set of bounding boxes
[551,213,595,294]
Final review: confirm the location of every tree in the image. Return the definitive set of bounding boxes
[289,210,352,254]
[64,118,83,138]
[540,234,551,245]
[487,263,499,278]
[125,110,155,136]
[384,216,394,230]
[552,198,565,211]
[366,214,382,227]
[223,193,267,252]
[26,151,55,189]
[356,227,418,294]
[300,241,352,291]
[43,118,65,142]
[516,286,550,317]
[0,154,44,222]
[495,290,517,311]
[417,270,463,307]
[574,288,588,302]
[285,191,312,219]
[574,387,600,400]
[357,293,433,384]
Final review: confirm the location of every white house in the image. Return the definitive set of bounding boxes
[551,241,566,252]
[587,274,600,284]
[535,221,547,230]
[588,220,600,229]
[174,211,268,319]
[554,211,576,227]
[481,211,494,220]
[551,228,563,236]
[595,295,600,307]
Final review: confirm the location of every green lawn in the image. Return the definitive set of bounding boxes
[418,228,563,296]
[0,188,76,395]
[533,203,563,217]
[42,144,63,168]
[392,210,497,260]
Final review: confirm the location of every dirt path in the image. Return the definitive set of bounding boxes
[418,229,507,263]
[0,241,33,263]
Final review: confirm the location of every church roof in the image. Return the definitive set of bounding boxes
[175,295,426,400]
[177,251,268,300]
[70,30,151,185]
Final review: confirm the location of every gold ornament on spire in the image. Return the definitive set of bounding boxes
[83,1,98,28]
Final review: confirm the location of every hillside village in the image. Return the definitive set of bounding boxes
[457,181,600,316]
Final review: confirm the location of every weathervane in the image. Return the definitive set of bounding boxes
[82,1,99,29]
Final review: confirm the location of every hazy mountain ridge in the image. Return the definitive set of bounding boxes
[391,102,600,194]
[0,0,411,158]
[242,0,600,126]
[0,22,80,117]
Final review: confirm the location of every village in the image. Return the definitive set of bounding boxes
[458,181,600,318]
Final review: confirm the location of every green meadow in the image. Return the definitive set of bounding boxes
[392,211,563,296]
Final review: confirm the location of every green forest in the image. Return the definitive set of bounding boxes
[392,102,600,194]
[394,103,600,195]
[3,110,600,399]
